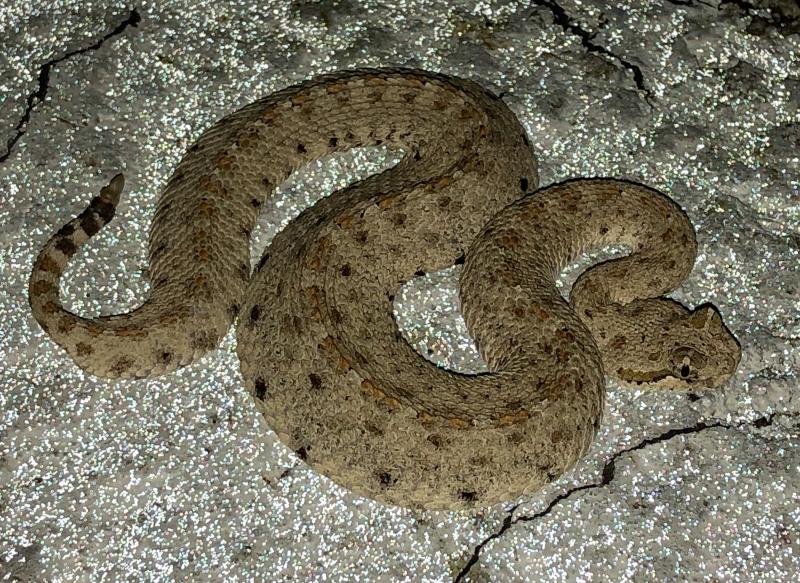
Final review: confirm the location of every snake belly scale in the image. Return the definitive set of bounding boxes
[28,68,741,510]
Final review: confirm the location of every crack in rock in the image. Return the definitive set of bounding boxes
[530,0,653,104]
[665,0,717,8]
[669,0,800,33]
[720,0,800,34]
[0,8,141,164]
[453,411,790,582]
[0,542,43,581]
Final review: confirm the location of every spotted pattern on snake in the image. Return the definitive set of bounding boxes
[28,68,741,510]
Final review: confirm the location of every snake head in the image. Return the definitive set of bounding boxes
[666,303,741,389]
[604,300,741,390]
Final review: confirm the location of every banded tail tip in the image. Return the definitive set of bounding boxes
[99,173,125,206]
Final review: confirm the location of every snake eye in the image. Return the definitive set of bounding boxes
[671,347,706,381]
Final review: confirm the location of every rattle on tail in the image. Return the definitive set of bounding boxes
[29,174,133,373]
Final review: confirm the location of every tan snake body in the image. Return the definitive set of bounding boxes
[29,68,741,510]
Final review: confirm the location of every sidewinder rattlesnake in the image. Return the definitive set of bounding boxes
[28,68,741,510]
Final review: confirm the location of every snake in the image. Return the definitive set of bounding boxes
[28,68,741,510]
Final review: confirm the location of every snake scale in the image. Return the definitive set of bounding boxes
[29,68,741,510]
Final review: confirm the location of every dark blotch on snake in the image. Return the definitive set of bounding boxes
[459,490,478,502]
[79,211,101,237]
[378,471,396,487]
[55,237,77,256]
[55,223,76,238]
[89,196,117,222]
[254,378,266,400]
[75,342,93,357]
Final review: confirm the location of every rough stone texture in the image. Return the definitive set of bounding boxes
[1,1,798,581]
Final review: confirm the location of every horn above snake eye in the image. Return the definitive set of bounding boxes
[688,305,720,330]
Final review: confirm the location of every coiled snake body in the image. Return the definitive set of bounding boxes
[29,68,741,510]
